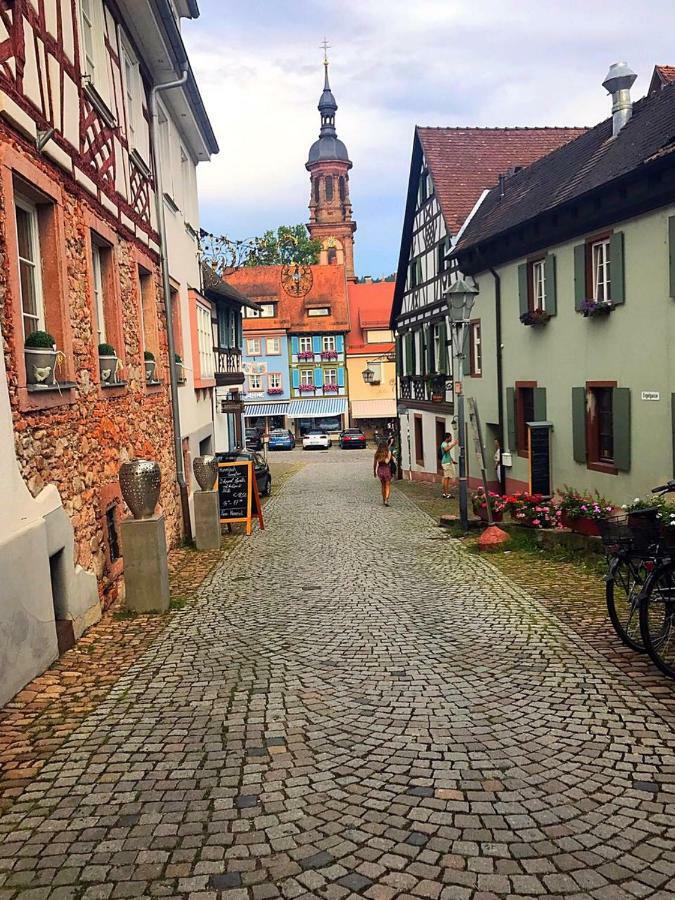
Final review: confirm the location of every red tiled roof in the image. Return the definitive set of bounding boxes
[347,282,395,354]
[650,65,675,94]
[225,264,350,334]
[417,126,588,234]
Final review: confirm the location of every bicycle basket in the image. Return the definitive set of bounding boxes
[597,512,660,554]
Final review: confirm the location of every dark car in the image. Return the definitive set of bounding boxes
[216,450,271,497]
[245,428,263,451]
[268,429,296,451]
[339,428,367,449]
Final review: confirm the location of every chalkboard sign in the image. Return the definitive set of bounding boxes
[527,422,552,496]
[218,461,264,535]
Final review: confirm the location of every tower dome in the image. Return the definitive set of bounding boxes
[306,58,351,167]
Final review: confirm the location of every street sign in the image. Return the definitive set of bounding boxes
[641,391,660,401]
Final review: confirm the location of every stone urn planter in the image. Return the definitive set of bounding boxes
[99,343,120,385]
[144,352,157,382]
[119,459,162,519]
[193,455,218,491]
[24,330,59,387]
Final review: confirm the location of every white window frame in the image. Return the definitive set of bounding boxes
[322,335,336,352]
[267,337,281,355]
[532,259,546,310]
[246,338,261,356]
[592,239,611,301]
[15,196,45,338]
[259,303,275,318]
[324,368,337,386]
[299,336,312,353]
[197,303,214,379]
[157,103,175,201]
[471,322,482,376]
[80,0,111,105]
[248,373,262,391]
[91,241,106,344]
[120,37,149,164]
[268,372,282,389]
[300,368,314,386]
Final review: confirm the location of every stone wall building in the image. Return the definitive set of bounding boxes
[0,0,216,701]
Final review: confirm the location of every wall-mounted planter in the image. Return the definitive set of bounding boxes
[520,310,551,327]
[145,359,157,382]
[175,361,186,384]
[580,300,613,318]
[25,347,59,387]
[99,354,120,385]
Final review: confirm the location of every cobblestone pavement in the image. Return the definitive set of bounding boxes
[3,451,675,899]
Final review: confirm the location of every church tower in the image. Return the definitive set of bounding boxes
[306,53,357,281]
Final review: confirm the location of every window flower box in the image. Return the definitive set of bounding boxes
[520,308,551,327]
[580,298,613,318]
[267,387,283,395]
[323,383,339,393]
[321,350,338,360]
[298,383,315,393]
[298,350,315,361]
[24,331,61,387]
[558,486,613,535]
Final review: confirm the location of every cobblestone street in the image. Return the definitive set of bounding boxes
[3,451,675,900]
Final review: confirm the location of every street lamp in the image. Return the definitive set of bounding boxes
[446,277,478,531]
[362,366,375,384]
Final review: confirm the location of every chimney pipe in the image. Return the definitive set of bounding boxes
[602,62,637,138]
[498,174,506,199]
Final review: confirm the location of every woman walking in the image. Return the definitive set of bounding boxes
[373,442,393,506]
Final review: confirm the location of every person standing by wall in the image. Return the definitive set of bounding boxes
[440,432,459,499]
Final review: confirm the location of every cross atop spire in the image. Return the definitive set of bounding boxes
[320,37,330,66]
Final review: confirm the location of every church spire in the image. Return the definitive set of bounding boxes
[318,40,338,137]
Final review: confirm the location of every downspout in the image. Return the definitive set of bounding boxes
[488,265,506,495]
[150,66,192,539]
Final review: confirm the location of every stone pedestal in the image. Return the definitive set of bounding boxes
[121,515,170,613]
[194,490,221,551]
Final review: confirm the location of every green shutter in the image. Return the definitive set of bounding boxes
[669,217,675,298]
[518,263,529,317]
[438,320,448,374]
[404,333,413,375]
[426,325,434,373]
[613,387,631,472]
[574,244,586,310]
[545,254,557,316]
[572,387,587,463]
[395,335,402,374]
[462,327,471,376]
[506,387,516,451]
[533,387,547,422]
[610,231,625,305]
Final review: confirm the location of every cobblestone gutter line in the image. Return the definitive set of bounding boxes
[0,463,304,817]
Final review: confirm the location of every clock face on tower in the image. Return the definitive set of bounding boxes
[281,263,313,297]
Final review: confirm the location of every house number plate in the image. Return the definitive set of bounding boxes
[641,391,660,401]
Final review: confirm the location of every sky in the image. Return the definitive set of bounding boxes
[184,0,675,279]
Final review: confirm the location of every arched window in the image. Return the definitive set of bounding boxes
[339,176,346,201]
[325,176,334,201]
[327,247,337,265]
[313,177,320,203]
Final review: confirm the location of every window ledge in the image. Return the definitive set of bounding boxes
[83,81,117,129]
[587,460,618,475]
[163,192,180,213]
[101,381,128,398]
[19,383,77,412]
[27,381,77,393]
[129,148,151,179]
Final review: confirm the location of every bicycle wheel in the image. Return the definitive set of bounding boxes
[606,557,648,652]
[640,564,675,679]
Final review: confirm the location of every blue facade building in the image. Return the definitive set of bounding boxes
[242,329,291,431]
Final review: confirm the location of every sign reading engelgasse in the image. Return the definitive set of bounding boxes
[641,391,660,401]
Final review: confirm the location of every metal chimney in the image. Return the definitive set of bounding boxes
[602,62,637,137]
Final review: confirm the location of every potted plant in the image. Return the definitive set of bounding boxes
[520,308,551,327]
[504,492,561,529]
[471,487,506,522]
[98,342,119,385]
[580,298,613,318]
[24,330,58,387]
[175,352,186,384]
[144,350,156,382]
[558,486,614,536]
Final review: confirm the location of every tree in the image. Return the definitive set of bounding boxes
[199,224,320,278]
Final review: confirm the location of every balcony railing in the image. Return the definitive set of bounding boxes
[214,347,244,386]
[400,374,451,405]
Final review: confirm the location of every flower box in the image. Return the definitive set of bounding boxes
[558,486,613,534]
[323,383,339,393]
[504,492,560,529]
[520,308,551,327]
[298,384,315,393]
[560,511,601,536]
[580,298,613,318]
[267,387,283,395]
[297,351,315,361]
[321,350,338,360]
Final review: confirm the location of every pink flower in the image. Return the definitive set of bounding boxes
[532,519,541,526]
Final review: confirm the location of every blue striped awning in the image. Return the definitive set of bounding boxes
[244,402,289,417]
[287,398,348,418]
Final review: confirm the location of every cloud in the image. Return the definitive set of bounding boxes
[186,0,675,276]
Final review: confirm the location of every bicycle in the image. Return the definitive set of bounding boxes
[598,506,664,652]
[638,481,675,678]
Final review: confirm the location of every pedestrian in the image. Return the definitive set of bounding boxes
[494,438,503,490]
[373,441,393,506]
[440,431,458,499]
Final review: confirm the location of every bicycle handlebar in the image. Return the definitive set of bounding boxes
[652,480,675,494]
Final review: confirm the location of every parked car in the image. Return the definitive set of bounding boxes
[302,430,331,451]
[245,428,263,451]
[216,450,271,497]
[339,428,367,449]
[268,429,296,451]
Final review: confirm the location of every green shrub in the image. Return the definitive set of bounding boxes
[25,330,56,349]
[144,350,155,361]
[98,343,116,356]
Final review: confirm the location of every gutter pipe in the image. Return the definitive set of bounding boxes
[150,65,192,539]
[488,264,506,495]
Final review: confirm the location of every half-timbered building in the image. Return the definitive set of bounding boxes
[0,0,216,702]
[391,126,586,482]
